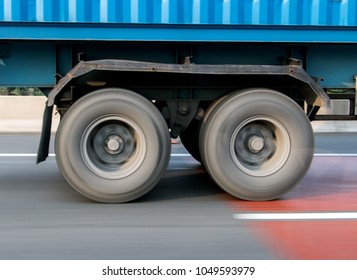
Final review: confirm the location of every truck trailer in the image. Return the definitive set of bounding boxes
[0,0,356,203]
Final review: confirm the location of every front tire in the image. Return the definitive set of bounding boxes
[55,88,171,203]
[200,88,314,201]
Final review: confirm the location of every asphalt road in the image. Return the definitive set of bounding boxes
[0,132,356,260]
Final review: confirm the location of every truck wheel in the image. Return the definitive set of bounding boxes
[199,88,314,201]
[55,88,171,203]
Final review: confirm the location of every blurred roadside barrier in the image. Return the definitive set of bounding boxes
[0,96,356,133]
[0,96,59,133]
[312,99,357,132]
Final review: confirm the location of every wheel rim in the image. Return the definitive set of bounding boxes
[81,115,146,179]
[230,115,290,177]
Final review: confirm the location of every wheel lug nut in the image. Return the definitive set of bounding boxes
[248,136,264,153]
[105,135,124,154]
[107,138,120,151]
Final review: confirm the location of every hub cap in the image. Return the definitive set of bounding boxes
[81,115,146,179]
[230,116,290,177]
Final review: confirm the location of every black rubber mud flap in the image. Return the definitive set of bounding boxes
[36,103,53,164]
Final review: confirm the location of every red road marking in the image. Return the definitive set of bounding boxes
[243,220,357,259]
[230,157,357,259]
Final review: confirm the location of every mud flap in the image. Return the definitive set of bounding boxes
[36,102,53,164]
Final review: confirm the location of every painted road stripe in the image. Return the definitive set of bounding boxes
[0,153,191,157]
[234,212,357,220]
[314,153,357,157]
[0,153,356,157]
[0,153,55,157]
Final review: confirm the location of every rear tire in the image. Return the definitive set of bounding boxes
[199,88,314,201]
[55,88,171,203]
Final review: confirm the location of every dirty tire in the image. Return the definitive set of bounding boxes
[55,88,171,203]
[199,88,314,201]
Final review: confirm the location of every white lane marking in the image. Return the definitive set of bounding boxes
[0,153,55,157]
[172,153,357,157]
[314,153,357,157]
[234,212,357,220]
[0,153,356,158]
[0,153,192,157]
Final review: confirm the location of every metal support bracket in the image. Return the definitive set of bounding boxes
[307,105,320,121]
[164,99,200,138]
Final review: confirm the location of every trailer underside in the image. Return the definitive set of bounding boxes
[1,40,356,203]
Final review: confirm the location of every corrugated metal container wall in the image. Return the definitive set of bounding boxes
[0,0,356,26]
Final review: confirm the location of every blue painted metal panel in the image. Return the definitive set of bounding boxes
[0,42,56,87]
[1,1,357,88]
[2,22,357,43]
[0,0,356,26]
[307,45,357,88]
[0,0,357,43]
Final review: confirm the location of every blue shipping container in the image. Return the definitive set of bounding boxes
[0,0,357,43]
[1,0,357,42]
[1,0,357,88]
[0,0,357,26]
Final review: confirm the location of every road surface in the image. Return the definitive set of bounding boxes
[0,132,356,259]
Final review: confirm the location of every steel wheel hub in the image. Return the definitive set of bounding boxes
[81,115,146,179]
[230,116,290,177]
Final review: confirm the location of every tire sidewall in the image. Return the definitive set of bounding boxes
[201,89,314,200]
[56,88,170,202]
